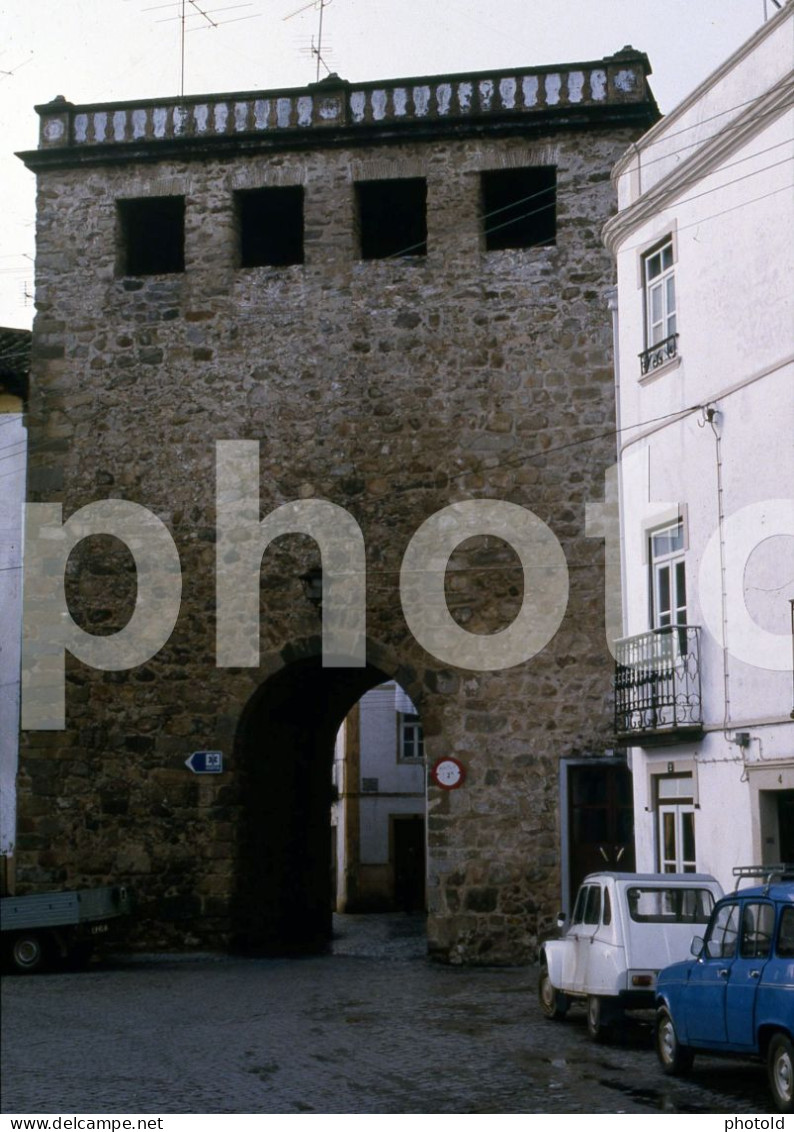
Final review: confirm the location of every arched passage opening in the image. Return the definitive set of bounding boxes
[331,680,427,916]
[231,656,424,954]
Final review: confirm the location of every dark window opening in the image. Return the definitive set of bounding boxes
[237,186,304,268]
[481,166,556,251]
[117,196,185,276]
[356,178,427,260]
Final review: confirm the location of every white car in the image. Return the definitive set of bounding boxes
[538,872,724,1040]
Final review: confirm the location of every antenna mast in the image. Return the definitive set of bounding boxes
[315,0,330,82]
[181,0,186,98]
[284,0,333,83]
[137,0,262,98]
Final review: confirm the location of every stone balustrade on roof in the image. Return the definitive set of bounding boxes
[21,50,657,168]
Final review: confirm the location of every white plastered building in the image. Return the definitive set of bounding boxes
[0,328,30,892]
[602,2,794,888]
[331,682,426,911]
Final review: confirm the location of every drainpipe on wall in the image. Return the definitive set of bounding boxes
[606,287,632,791]
[606,286,630,648]
[705,405,734,739]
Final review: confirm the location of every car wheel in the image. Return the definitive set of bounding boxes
[768,1034,794,1114]
[586,995,614,1042]
[9,932,47,974]
[538,963,569,1020]
[656,1007,694,1075]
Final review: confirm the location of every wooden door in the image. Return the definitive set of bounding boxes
[393,816,426,913]
[568,762,635,897]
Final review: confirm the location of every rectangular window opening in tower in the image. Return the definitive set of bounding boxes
[355,178,428,260]
[481,166,557,251]
[236,186,305,268]
[117,196,185,276]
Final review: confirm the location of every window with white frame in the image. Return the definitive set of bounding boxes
[644,239,676,346]
[657,774,696,873]
[399,713,424,760]
[640,238,677,374]
[650,520,686,630]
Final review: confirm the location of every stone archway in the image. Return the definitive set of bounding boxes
[231,654,414,954]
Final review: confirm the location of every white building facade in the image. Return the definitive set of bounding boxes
[332,683,426,912]
[0,328,30,893]
[603,3,794,890]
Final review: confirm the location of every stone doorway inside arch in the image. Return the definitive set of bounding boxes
[231,657,427,955]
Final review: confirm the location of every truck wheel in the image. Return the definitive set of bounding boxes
[9,933,47,974]
[538,963,569,1020]
[586,996,615,1042]
[768,1034,793,1114]
[656,1007,694,1075]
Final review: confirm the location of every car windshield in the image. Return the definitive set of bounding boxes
[625,886,715,923]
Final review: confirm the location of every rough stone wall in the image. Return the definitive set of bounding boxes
[20,126,638,963]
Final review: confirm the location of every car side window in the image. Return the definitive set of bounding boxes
[705,902,740,959]
[584,885,602,925]
[572,885,588,925]
[740,902,775,959]
[777,906,794,958]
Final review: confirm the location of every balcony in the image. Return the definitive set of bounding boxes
[639,332,678,376]
[614,626,703,746]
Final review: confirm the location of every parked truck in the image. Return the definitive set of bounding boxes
[1,885,132,972]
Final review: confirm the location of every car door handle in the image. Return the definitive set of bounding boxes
[718,969,729,978]
[749,970,761,979]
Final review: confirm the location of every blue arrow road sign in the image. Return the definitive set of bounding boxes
[185,750,223,774]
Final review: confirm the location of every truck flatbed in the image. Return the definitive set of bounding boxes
[1,885,132,972]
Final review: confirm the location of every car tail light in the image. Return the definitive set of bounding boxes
[631,974,654,987]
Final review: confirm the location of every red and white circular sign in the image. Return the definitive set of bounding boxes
[431,756,466,790]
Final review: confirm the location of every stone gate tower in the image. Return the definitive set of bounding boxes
[17,52,658,963]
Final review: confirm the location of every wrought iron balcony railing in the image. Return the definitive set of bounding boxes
[639,332,678,376]
[614,625,703,745]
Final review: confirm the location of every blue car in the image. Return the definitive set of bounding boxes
[655,874,794,1113]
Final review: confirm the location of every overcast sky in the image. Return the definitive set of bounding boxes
[0,0,770,328]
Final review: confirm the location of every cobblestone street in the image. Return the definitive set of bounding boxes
[1,915,774,1114]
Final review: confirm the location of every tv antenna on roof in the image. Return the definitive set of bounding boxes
[284,0,333,83]
[0,52,34,81]
[137,0,263,97]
